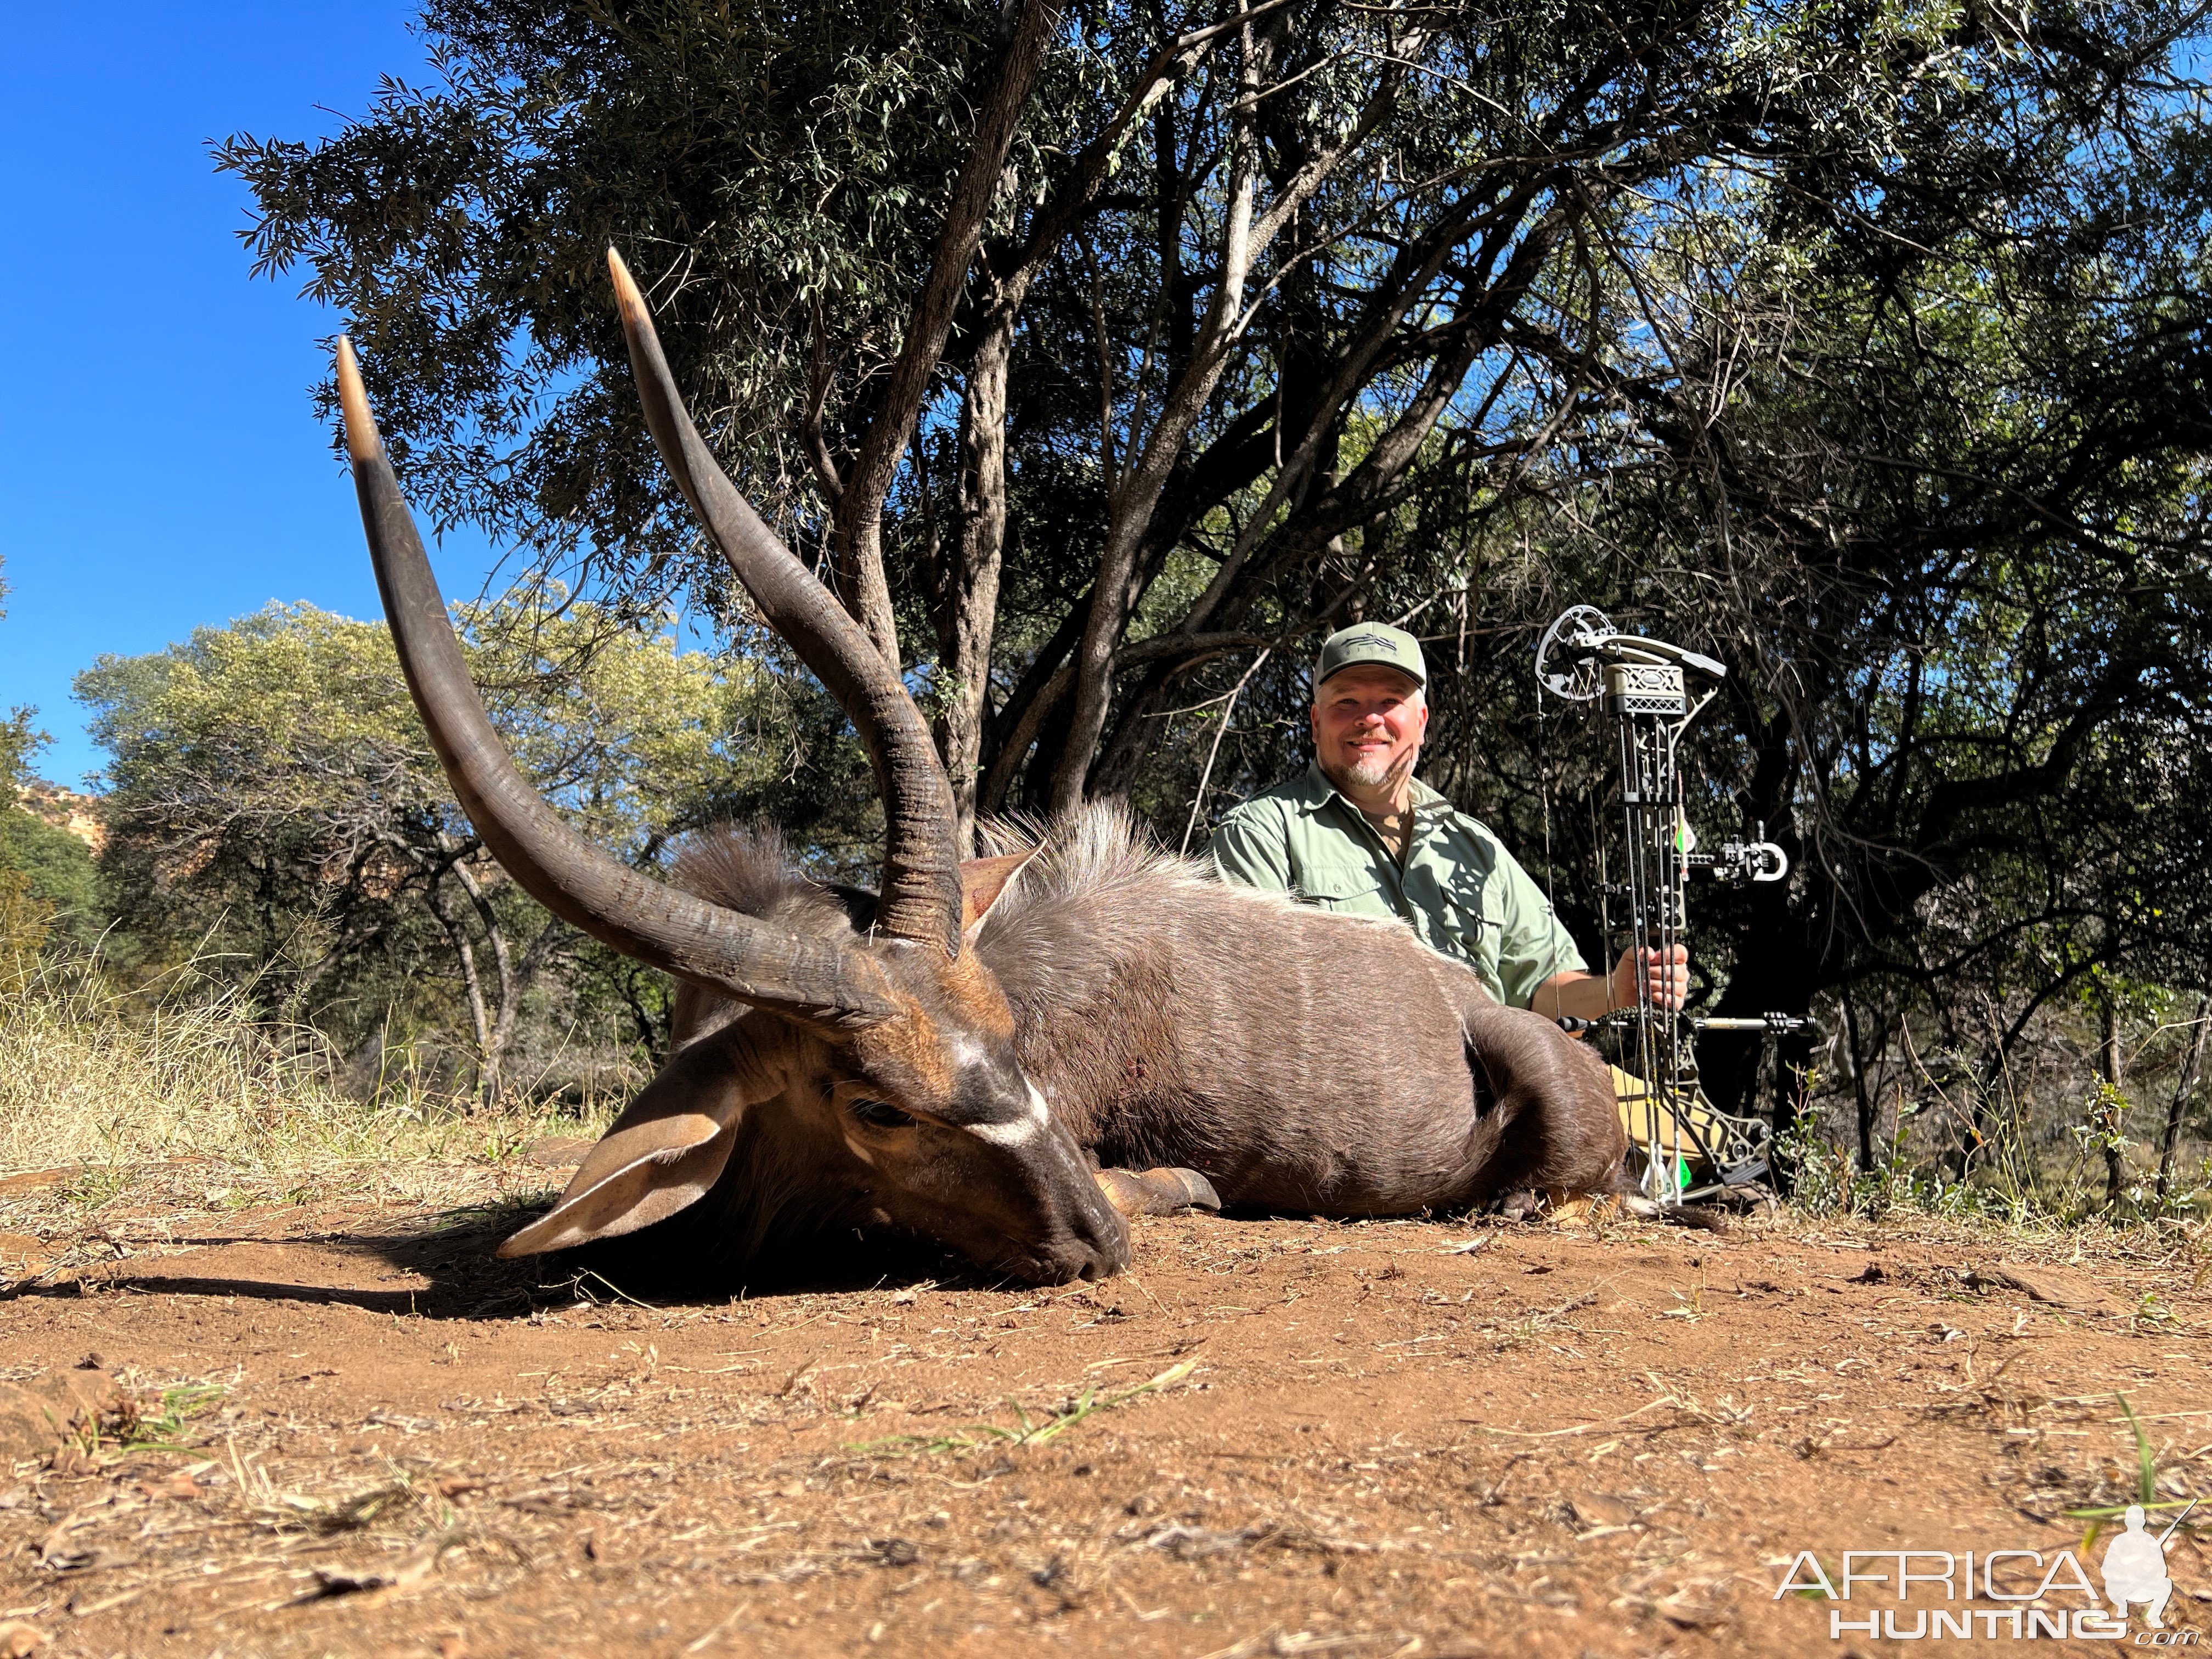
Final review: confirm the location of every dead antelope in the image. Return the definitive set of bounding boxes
[332,249,1627,1287]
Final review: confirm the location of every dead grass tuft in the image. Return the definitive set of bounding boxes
[0,955,616,1205]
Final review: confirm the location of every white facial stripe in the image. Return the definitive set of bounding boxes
[963,1081,1053,1149]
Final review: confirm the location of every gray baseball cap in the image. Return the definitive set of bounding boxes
[1314,622,1427,689]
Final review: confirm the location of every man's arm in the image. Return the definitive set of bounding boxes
[1489,843,1588,1008]
[1531,946,1690,1021]
[1207,804,1294,892]
[1486,837,1689,1017]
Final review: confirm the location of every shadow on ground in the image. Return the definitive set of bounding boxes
[1,1189,997,1321]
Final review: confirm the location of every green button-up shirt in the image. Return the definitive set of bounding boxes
[1207,761,1586,1008]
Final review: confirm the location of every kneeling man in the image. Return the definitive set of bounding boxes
[1209,623,1686,1019]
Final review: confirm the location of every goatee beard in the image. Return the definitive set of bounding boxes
[1332,751,1401,791]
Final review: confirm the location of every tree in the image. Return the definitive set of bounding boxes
[0,557,105,968]
[219,2,2211,1186]
[1502,54,2212,1138]
[78,595,857,1092]
[225,1,2124,829]
[0,704,53,979]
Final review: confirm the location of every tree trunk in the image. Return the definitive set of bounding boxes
[1051,25,1267,815]
[2157,993,2210,1203]
[452,861,517,1102]
[978,596,1088,818]
[425,874,493,1101]
[2100,1000,2125,1210]
[936,300,1017,852]
[1048,10,1410,812]
[829,0,1061,672]
[1843,989,1876,1171]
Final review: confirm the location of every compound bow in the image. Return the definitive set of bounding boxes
[1534,605,1812,1208]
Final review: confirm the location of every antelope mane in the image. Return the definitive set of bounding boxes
[669,825,871,940]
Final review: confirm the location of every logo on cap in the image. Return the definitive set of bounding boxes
[1317,622,1427,687]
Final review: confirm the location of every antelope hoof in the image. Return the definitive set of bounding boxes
[1148,1166,1222,1212]
[1096,1166,1222,1217]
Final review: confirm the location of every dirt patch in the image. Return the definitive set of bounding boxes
[1,1169,2207,1657]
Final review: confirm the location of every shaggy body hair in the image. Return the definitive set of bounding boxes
[657,804,1624,1261]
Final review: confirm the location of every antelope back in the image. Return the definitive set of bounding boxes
[972,803,1624,1210]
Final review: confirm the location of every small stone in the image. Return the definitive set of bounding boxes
[1567,1492,1638,1529]
[1991,1263,2119,1313]
[0,1621,48,1658]
[1657,1593,1729,1629]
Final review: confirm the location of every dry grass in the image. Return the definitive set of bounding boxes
[0,955,616,1188]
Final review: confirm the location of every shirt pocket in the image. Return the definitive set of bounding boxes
[1295,863,1391,916]
[1440,868,1502,960]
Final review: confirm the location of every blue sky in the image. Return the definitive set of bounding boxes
[0,3,506,789]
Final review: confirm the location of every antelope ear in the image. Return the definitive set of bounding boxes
[498,1020,789,1257]
[960,850,1037,935]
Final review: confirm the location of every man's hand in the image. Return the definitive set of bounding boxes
[1533,945,1691,1026]
[1609,944,1689,1012]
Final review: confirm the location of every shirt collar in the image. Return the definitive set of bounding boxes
[1294,758,1449,817]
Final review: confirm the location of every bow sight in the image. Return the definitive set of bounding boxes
[1534,605,1812,1208]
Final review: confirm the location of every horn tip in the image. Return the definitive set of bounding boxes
[332,336,381,466]
[494,1222,554,1259]
[607,246,647,328]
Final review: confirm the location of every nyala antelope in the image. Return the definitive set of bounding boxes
[334,249,1627,1288]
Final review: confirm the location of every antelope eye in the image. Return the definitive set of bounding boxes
[851,1098,916,1130]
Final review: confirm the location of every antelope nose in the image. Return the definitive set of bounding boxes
[1079,1202,1132,1279]
[1044,1185,1130,1283]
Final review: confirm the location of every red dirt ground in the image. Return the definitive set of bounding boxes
[1,1162,2207,1658]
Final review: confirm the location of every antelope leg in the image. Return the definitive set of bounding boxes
[1094,1167,1222,1217]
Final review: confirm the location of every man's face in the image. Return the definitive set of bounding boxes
[1311,664,1427,793]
